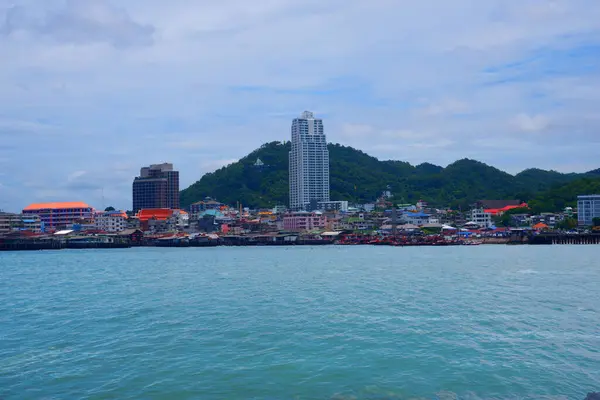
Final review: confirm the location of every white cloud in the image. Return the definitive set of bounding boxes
[415,99,470,116]
[67,170,87,181]
[339,123,375,138]
[511,113,550,132]
[0,0,599,210]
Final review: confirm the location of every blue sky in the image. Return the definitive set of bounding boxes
[1,0,600,212]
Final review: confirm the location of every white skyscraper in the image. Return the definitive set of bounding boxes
[289,111,330,210]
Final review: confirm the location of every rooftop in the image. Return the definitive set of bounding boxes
[137,208,174,221]
[23,202,92,211]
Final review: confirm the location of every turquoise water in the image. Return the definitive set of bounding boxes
[1,246,599,399]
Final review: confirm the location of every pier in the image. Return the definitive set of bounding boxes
[529,233,600,245]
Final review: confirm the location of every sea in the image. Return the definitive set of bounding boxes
[1,246,599,400]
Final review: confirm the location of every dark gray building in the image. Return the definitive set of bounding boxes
[132,163,180,212]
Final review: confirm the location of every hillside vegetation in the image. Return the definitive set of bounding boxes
[180,141,599,211]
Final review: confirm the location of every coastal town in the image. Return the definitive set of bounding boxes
[2,112,600,250]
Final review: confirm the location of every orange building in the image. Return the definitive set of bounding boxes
[22,202,94,230]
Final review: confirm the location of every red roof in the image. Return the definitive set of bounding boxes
[23,201,92,211]
[485,203,528,215]
[137,208,174,221]
[532,222,549,230]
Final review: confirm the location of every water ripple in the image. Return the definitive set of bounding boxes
[1,246,599,399]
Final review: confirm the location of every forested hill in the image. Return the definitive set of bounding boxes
[180,141,598,210]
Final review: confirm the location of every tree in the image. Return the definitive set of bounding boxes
[105,206,116,212]
[593,217,600,227]
[178,141,596,209]
[557,218,578,230]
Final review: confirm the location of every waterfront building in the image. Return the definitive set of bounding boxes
[0,212,43,235]
[177,210,189,229]
[95,210,128,233]
[400,211,431,226]
[137,208,175,232]
[577,195,600,226]
[22,202,94,230]
[132,163,179,212]
[289,111,330,211]
[283,211,327,232]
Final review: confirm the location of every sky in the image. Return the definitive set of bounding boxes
[1,0,599,212]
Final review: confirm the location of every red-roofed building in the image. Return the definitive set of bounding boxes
[22,202,94,230]
[484,203,528,216]
[137,208,174,221]
[137,208,175,232]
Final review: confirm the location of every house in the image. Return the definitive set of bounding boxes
[400,211,430,226]
[95,210,128,232]
[532,222,549,231]
[283,212,327,232]
[468,208,492,228]
[189,197,224,217]
[476,200,528,216]
[137,208,175,232]
[116,229,144,244]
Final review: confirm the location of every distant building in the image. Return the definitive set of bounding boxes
[316,200,349,212]
[189,197,223,216]
[95,210,128,232]
[22,202,94,230]
[474,200,526,216]
[360,203,376,212]
[272,205,288,214]
[400,211,430,226]
[132,163,179,212]
[577,195,600,226]
[177,210,189,229]
[469,208,492,228]
[0,212,42,235]
[137,208,175,232]
[283,211,327,232]
[289,111,330,211]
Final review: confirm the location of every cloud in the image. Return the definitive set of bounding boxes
[67,170,87,182]
[511,113,550,132]
[339,123,375,138]
[415,99,470,116]
[0,0,155,48]
[0,0,600,210]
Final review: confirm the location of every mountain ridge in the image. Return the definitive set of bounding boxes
[180,141,598,209]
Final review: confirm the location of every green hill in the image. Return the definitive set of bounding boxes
[180,141,594,209]
[528,177,600,213]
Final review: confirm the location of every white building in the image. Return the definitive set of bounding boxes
[469,208,492,228]
[400,212,430,226]
[317,200,349,212]
[95,211,127,232]
[577,195,600,226]
[175,210,189,229]
[289,111,330,211]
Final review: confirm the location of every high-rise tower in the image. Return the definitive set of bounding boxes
[289,111,330,210]
[132,163,180,212]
